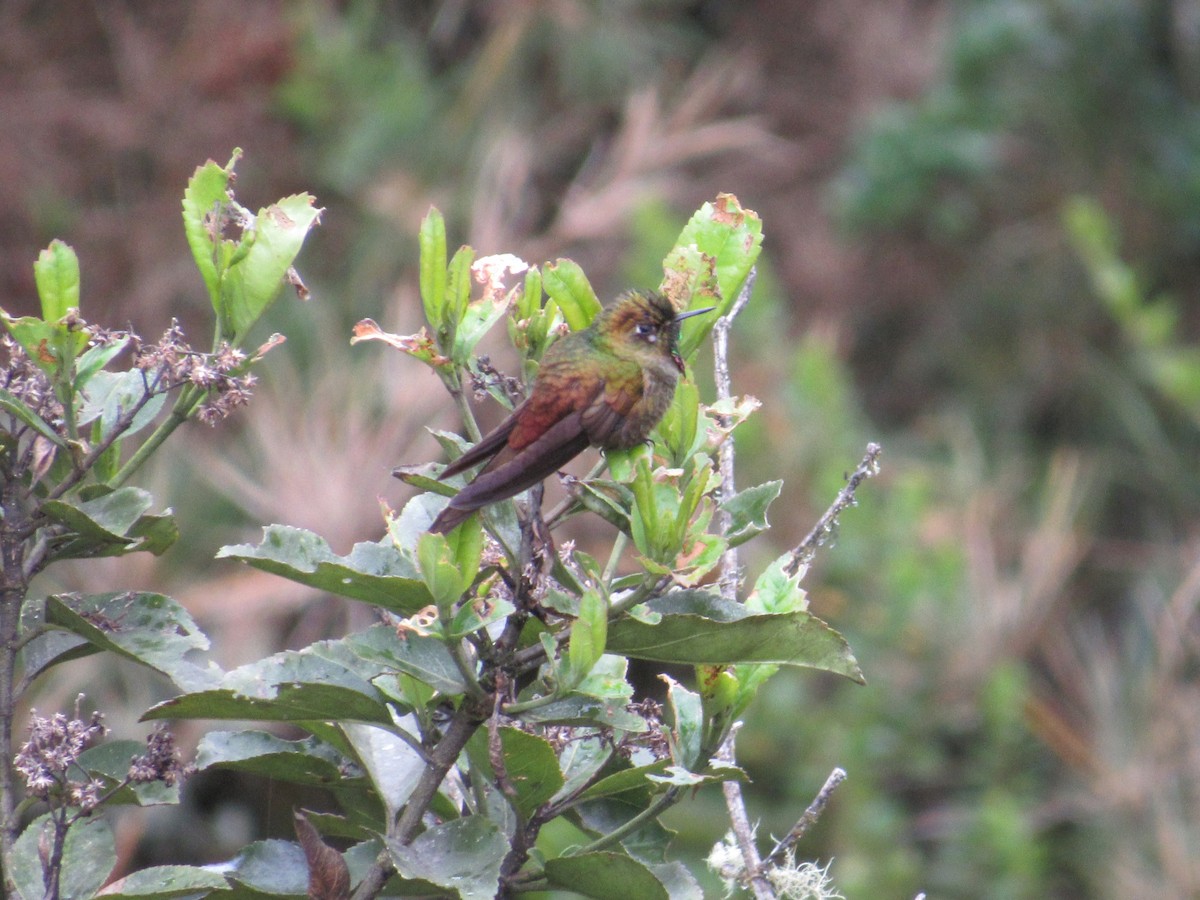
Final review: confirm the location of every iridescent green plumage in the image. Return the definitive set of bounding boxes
[429,290,712,534]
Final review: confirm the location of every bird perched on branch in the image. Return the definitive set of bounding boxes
[429,290,713,534]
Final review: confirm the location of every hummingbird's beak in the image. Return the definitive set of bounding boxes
[674,306,715,323]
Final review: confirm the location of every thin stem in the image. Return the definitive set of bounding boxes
[0,475,28,895]
[718,727,775,900]
[713,269,755,601]
[785,442,883,577]
[764,767,847,866]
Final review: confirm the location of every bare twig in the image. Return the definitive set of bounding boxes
[764,767,847,866]
[714,268,756,600]
[718,726,776,899]
[785,443,883,577]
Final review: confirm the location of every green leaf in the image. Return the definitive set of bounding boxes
[607,590,864,682]
[0,389,67,448]
[468,726,564,819]
[664,193,764,357]
[449,595,516,639]
[181,154,237,308]
[33,238,81,320]
[419,207,449,331]
[86,865,227,898]
[446,244,476,329]
[544,852,669,900]
[565,478,633,533]
[454,293,509,364]
[73,336,128,393]
[0,310,86,379]
[47,592,220,692]
[663,676,703,770]
[77,369,167,442]
[721,480,783,547]
[195,730,348,786]
[417,531,468,610]
[568,590,609,686]
[344,624,467,696]
[43,487,177,558]
[543,259,602,330]
[579,759,671,801]
[519,694,649,731]
[342,721,427,820]
[388,816,508,900]
[747,554,808,614]
[218,525,433,614]
[554,736,614,804]
[223,193,322,344]
[575,654,634,702]
[12,814,114,900]
[143,646,392,724]
[225,838,311,895]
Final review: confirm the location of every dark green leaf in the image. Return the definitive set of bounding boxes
[544,852,669,900]
[344,625,467,696]
[88,865,227,898]
[226,839,310,895]
[519,694,649,731]
[195,730,349,786]
[217,525,433,614]
[607,590,864,682]
[579,760,671,802]
[42,487,177,559]
[143,647,391,724]
[720,480,782,547]
[47,592,220,691]
[468,727,564,819]
[553,736,614,804]
[388,816,508,900]
[341,721,427,819]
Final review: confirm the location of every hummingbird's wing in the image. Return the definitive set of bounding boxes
[439,402,526,480]
[429,359,642,533]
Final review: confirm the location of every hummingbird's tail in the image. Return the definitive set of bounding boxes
[428,502,475,535]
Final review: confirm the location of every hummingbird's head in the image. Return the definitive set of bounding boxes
[599,290,714,373]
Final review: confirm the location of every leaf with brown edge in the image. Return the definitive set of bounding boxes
[295,810,350,900]
[351,319,451,368]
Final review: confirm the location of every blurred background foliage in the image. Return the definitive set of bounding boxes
[2,0,1199,896]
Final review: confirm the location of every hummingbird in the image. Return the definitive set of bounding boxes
[428,290,713,534]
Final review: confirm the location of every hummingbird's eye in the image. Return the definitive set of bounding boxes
[635,322,657,342]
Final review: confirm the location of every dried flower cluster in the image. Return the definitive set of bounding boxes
[128,723,195,786]
[14,708,107,812]
[132,322,256,424]
[0,335,64,434]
